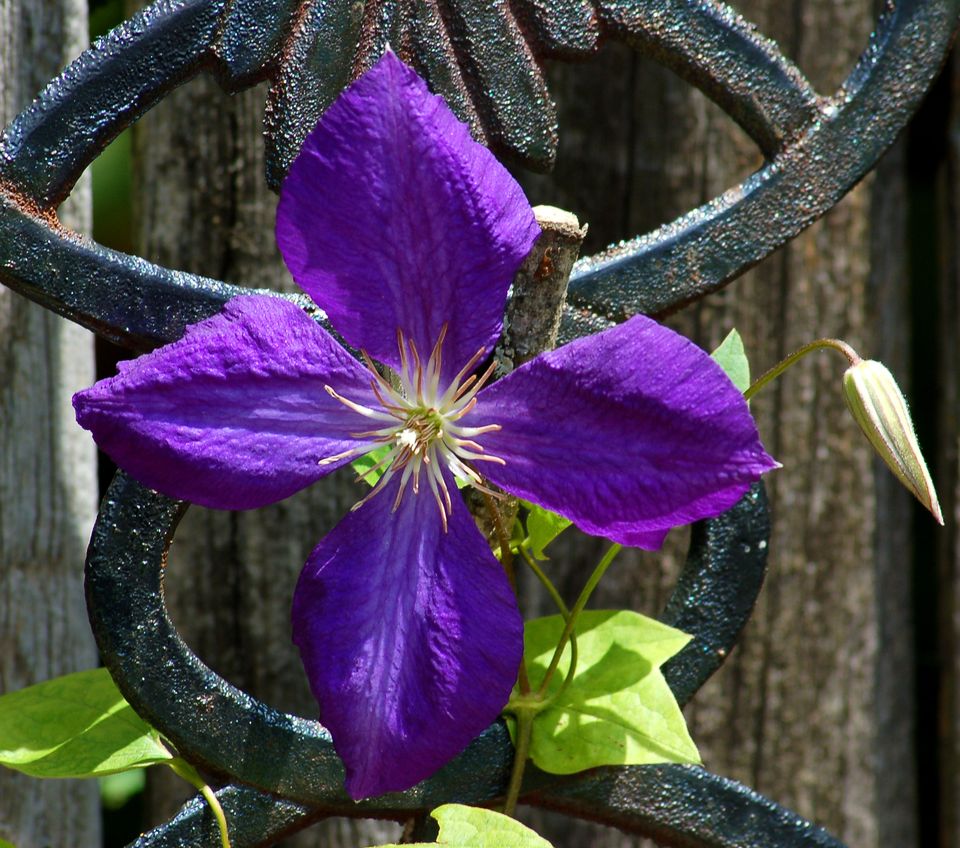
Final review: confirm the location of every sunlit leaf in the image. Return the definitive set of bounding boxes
[351,444,393,487]
[512,610,699,773]
[366,804,553,847]
[0,668,171,778]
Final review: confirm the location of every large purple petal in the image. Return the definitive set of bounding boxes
[276,51,540,381]
[73,295,381,510]
[470,316,778,548]
[292,471,522,799]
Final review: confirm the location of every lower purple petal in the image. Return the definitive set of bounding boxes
[292,471,522,799]
[471,315,778,548]
[73,295,380,510]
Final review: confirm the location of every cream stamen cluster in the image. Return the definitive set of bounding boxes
[322,325,504,530]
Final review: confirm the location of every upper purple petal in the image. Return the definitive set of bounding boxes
[470,315,778,548]
[276,51,540,381]
[73,295,381,510]
[291,471,522,799]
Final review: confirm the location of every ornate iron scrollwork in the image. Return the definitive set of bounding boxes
[1,1,957,845]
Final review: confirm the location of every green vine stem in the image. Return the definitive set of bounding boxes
[518,545,569,618]
[167,758,232,848]
[537,543,622,696]
[517,544,578,707]
[744,338,860,401]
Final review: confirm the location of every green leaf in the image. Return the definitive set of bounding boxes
[513,610,699,774]
[365,804,553,848]
[521,501,572,559]
[710,329,750,393]
[0,668,172,778]
[0,838,17,848]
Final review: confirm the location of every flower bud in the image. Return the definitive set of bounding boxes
[843,360,943,524]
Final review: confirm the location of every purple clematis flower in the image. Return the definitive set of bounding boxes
[74,53,776,800]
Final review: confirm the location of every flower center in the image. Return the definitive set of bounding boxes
[322,324,504,530]
[395,410,442,454]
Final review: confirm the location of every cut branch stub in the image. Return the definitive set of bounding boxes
[496,205,588,374]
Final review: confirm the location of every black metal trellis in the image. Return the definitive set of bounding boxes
[0,1,957,846]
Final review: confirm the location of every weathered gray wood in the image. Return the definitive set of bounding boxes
[0,2,100,846]
[513,3,916,846]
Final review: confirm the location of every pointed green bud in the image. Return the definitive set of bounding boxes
[843,360,943,524]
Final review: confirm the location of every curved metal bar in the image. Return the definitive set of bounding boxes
[659,482,769,708]
[526,764,845,848]
[214,0,303,88]
[128,784,321,848]
[435,0,558,169]
[512,0,599,58]
[0,198,279,351]
[130,764,846,848]
[568,0,960,320]
[0,0,221,207]
[599,0,822,157]
[0,0,954,343]
[557,304,616,346]
[262,0,365,190]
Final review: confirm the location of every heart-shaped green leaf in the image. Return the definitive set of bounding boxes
[366,804,553,847]
[513,610,699,773]
[0,668,171,778]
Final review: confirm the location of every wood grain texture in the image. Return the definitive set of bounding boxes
[0,1,100,846]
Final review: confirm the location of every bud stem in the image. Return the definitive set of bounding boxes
[167,758,232,848]
[744,338,861,401]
